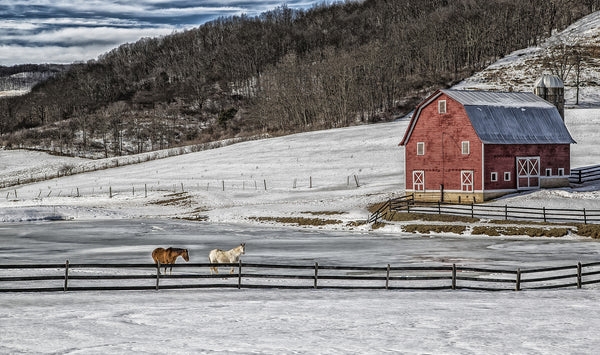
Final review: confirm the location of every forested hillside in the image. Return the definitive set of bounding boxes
[0,64,68,96]
[1,0,598,158]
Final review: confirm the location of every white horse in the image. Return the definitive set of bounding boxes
[208,243,246,275]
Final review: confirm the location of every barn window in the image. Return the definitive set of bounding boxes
[438,100,446,114]
[491,172,498,182]
[546,168,552,176]
[417,142,425,155]
[504,172,511,181]
[558,168,564,176]
[461,141,470,155]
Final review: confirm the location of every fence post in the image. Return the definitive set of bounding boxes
[438,201,441,214]
[577,262,582,289]
[314,262,319,289]
[109,186,112,198]
[452,264,456,290]
[310,176,312,188]
[145,184,147,198]
[471,203,474,218]
[156,262,160,291]
[238,260,242,289]
[505,205,508,220]
[64,260,69,292]
[386,264,390,290]
[583,208,587,225]
[543,207,546,222]
[264,180,267,190]
[515,268,521,291]
[579,170,582,184]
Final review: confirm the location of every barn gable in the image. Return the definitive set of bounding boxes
[401,89,575,146]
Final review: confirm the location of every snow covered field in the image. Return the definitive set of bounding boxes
[1,105,600,353]
[2,10,600,351]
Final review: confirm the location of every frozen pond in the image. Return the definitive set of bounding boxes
[1,219,599,270]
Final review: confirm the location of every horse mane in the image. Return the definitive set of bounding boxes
[167,247,187,252]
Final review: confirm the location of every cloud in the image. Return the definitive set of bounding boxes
[0,0,323,65]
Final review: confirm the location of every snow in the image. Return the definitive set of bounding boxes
[1,11,600,352]
[1,106,600,353]
[454,11,600,107]
[3,289,600,354]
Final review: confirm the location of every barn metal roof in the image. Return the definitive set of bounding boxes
[441,90,576,144]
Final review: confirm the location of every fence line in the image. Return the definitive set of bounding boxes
[570,164,600,184]
[369,195,600,225]
[1,261,599,293]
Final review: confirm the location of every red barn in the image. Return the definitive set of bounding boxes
[400,89,576,203]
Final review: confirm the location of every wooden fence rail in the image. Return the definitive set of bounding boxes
[369,195,600,225]
[1,261,599,293]
[570,165,600,184]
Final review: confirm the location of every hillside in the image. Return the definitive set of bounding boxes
[0,0,595,158]
[454,10,600,106]
[0,64,68,97]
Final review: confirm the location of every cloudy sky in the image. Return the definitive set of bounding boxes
[0,0,322,66]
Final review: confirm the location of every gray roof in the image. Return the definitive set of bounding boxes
[441,90,575,144]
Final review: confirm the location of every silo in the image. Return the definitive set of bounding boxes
[534,75,564,120]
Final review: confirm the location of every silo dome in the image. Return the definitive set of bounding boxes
[534,75,564,89]
[533,74,564,120]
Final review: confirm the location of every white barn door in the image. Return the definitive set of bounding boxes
[461,170,473,192]
[516,157,540,190]
[413,171,424,191]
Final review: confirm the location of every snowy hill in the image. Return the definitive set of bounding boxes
[454,11,600,106]
[1,11,600,226]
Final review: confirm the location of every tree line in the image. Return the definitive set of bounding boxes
[0,0,597,158]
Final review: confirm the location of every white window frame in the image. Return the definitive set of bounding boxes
[461,141,470,155]
[417,142,425,156]
[558,168,564,176]
[438,100,446,114]
[491,172,498,182]
[504,172,511,181]
[545,168,552,177]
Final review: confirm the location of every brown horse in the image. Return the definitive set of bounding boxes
[209,243,245,275]
[152,247,190,275]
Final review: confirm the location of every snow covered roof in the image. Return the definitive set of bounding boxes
[401,89,576,145]
[441,89,554,108]
[534,75,564,89]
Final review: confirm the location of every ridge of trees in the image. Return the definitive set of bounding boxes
[0,0,597,158]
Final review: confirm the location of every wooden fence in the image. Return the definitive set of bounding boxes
[1,261,600,293]
[369,195,600,225]
[570,165,600,184]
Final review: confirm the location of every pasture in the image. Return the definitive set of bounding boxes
[2,220,600,353]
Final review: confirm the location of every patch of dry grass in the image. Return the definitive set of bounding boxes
[402,224,467,235]
[301,211,346,215]
[575,224,600,239]
[388,212,479,223]
[249,216,342,226]
[472,226,570,238]
[150,192,193,208]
